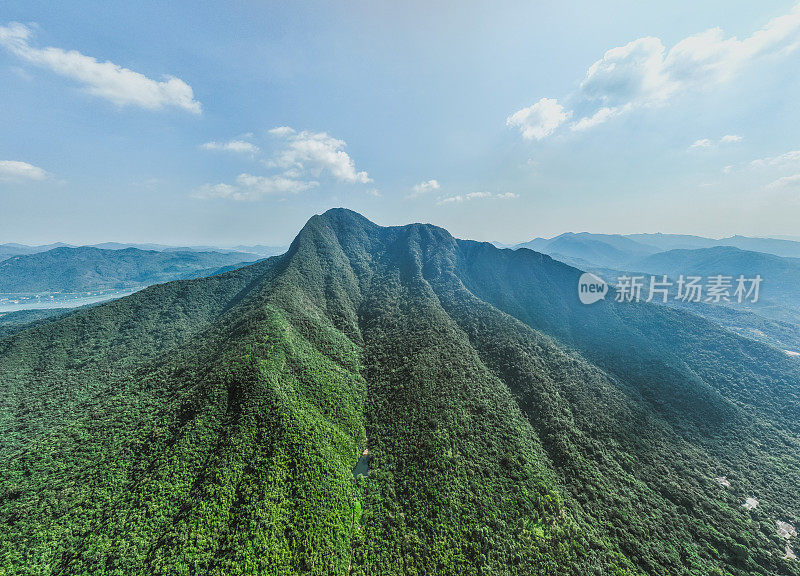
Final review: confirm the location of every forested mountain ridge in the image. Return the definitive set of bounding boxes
[1,208,799,575]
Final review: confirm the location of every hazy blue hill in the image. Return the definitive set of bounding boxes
[616,233,800,259]
[570,232,658,255]
[89,242,179,251]
[0,245,34,261]
[634,245,800,276]
[0,243,74,262]
[625,233,720,251]
[1,209,799,575]
[514,236,551,251]
[522,239,800,325]
[631,246,800,318]
[90,243,287,257]
[228,244,288,257]
[717,235,800,259]
[1,242,285,264]
[516,233,800,268]
[0,246,259,293]
[547,236,634,267]
[515,233,658,268]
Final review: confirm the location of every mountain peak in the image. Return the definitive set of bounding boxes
[318,207,377,225]
[292,208,459,256]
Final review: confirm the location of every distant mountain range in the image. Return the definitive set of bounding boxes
[510,232,800,325]
[0,246,261,293]
[0,242,287,262]
[0,242,73,261]
[513,232,800,266]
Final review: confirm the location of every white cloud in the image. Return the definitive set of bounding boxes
[437,191,518,205]
[201,140,259,154]
[689,134,744,149]
[580,36,672,107]
[194,183,238,199]
[195,127,371,201]
[194,173,317,201]
[269,128,371,183]
[509,3,800,138]
[571,106,627,132]
[0,160,49,181]
[721,134,743,143]
[268,126,296,137]
[751,150,800,168]
[690,138,714,149]
[0,22,201,113]
[506,98,572,140]
[407,179,440,198]
[765,173,800,190]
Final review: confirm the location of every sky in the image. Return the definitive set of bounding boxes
[1,1,800,246]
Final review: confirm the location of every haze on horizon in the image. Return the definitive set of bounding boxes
[2,1,800,246]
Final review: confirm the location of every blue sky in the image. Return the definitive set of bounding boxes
[1,1,800,245]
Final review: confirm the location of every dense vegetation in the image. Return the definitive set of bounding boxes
[668,300,800,352]
[0,309,70,339]
[1,209,799,575]
[0,247,258,292]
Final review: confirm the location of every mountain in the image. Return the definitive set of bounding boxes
[625,233,721,252]
[628,234,800,259]
[90,243,287,257]
[631,246,800,321]
[516,233,800,267]
[1,243,287,263]
[89,242,181,251]
[514,233,658,268]
[1,209,799,575]
[513,235,800,326]
[227,244,288,257]
[0,242,74,262]
[717,236,800,259]
[0,246,260,293]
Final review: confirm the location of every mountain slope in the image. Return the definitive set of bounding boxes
[0,308,71,338]
[1,209,799,575]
